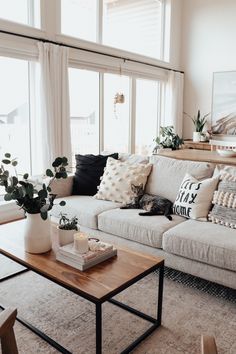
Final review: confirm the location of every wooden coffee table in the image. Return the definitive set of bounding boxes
[0,220,164,354]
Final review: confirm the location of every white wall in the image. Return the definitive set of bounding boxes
[181,0,236,138]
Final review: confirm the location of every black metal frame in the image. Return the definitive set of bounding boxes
[0,252,164,354]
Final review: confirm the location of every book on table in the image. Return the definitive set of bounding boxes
[56,241,117,271]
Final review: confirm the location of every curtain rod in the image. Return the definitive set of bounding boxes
[0,29,184,74]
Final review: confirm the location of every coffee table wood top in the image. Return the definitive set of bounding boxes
[0,220,164,303]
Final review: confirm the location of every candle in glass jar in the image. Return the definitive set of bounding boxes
[74,232,89,254]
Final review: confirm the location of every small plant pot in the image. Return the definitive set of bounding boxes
[193,132,201,142]
[57,227,77,246]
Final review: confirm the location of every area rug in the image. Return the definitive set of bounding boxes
[0,255,235,354]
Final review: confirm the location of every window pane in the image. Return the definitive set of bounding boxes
[61,0,97,42]
[104,73,130,153]
[103,0,163,59]
[135,79,159,155]
[0,0,40,27]
[0,57,30,175]
[69,68,100,165]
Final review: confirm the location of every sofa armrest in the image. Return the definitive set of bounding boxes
[50,175,74,198]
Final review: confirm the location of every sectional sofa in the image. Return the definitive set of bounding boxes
[50,154,236,290]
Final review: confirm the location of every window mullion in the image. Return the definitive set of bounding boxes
[99,72,104,153]
[97,0,103,44]
[129,77,136,154]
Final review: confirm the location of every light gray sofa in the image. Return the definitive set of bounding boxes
[51,155,236,290]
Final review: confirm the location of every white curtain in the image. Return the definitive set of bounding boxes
[37,42,72,170]
[163,71,184,137]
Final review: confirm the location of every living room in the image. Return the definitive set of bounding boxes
[0,1,235,353]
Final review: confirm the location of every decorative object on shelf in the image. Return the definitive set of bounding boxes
[153,126,184,153]
[210,135,236,156]
[74,232,89,254]
[211,71,236,135]
[0,153,68,254]
[185,110,210,142]
[57,213,79,246]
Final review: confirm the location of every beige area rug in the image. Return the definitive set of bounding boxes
[0,256,236,354]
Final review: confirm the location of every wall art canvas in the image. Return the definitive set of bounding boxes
[211,71,236,135]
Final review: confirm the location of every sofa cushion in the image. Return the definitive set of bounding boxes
[72,153,118,196]
[95,157,152,204]
[52,196,121,229]
[98,208,185,248]
[163,220,236,272]
[146,156,215,202]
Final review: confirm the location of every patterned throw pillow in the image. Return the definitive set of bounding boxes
[173,173,219,220]
[209,172,236,228]
[94,157,152,203]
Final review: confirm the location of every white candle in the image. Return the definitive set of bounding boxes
[74,232,89,254]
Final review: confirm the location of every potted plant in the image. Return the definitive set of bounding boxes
[57,213,79,246]
[184,110,210,142]
[153,126,184,153]
[0,153,68,254]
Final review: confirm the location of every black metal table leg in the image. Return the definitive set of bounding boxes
[157,263,164,325]
[96,303,102,354]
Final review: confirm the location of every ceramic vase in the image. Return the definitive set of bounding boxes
[57,227,77,246]
[24,213,52,254]
[193,132,201,142]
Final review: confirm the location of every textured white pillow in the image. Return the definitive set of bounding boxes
[173,173,219,221]
[94,157,152,203]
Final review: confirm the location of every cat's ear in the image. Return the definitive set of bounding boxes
[131,184,137,192]
[139,183,144,190]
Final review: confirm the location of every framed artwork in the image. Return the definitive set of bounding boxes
[211,71,236,135]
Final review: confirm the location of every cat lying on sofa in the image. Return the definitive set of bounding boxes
[120,184,173,220]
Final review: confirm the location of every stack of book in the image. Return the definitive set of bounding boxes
[56,241,117,271]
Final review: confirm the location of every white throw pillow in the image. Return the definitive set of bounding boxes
[94,157,152,203]
[173,173,219,221]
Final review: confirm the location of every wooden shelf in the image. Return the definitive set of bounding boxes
[158,149,236,166]
[183,140,211,151]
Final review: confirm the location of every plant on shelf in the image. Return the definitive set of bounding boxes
[58,213,79,231]
[153,126,184,152]
[0,153,68,220]
[184,110,210,133]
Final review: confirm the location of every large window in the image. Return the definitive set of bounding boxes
[135,79,160,155]
[103,0,163,59]
[61,0,97,42]
[69,68,100,165]
[0,0,40,27]
[61,0,166,60]
[0,57,40,179]
[103,73,130,153]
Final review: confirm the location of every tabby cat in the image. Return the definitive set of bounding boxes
[120,184,173,220]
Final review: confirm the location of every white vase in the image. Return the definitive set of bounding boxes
[193,132,201,142]
[57,227,77,246]
[24,213,52,254]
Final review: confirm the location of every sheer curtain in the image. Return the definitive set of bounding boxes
[38,42,72,170]
[163,71,184,137]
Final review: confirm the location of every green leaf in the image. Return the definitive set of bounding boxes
[2,159,10,165]
[23,173,29,179]
[40,211,48,220]
[12,161,18,167]
[40,205,50,213]
[4,153,11,158]
[12,176,18,186]
[46,169,54,177]
[52,157,63,168]
[4,193,12,201]
[38,189,47,199]
[59,200,66,206]
[6,186,14,193]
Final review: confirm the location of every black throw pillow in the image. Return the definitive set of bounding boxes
[72,153,119,196]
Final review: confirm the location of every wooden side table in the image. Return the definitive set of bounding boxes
[183,140,211,151]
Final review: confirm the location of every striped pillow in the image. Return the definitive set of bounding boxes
[209,172,236,228]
